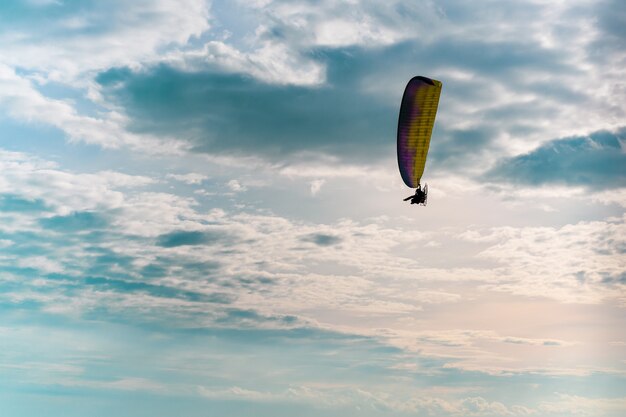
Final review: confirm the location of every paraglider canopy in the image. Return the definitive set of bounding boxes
[397,76,442,189]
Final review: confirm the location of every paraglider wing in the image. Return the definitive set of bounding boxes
[397,76,442,188]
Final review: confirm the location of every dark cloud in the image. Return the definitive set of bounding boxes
[0,0,73,30]
[97,62,394,161]
[83,276,235,304]
[139,263,168,278]
[96,36,575,166]
[39,211,108,231]
[179,260,222,273]
[0,230,49,257]
[82,247,136,278]
[429,126,497,167]
[485,128,626,189]
[215,308,299,327]
[0,194,48,212]
[218,275,276,292]
[438,0,544,25]
[594,0,626,53]
[600,271,626,286]
[300,233,342,246]
[156,230,232,247]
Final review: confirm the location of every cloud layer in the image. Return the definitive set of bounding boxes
[1,0,625,416]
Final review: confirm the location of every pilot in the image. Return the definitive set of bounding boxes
[404,184,425,204]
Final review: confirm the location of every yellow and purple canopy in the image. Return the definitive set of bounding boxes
[397,76,442,188]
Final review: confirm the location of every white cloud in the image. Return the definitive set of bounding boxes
[592,188,626,208]
[0,65,186,152]
[197,384,537,415]
[309,179,325,195]
[4,149,621,324]
[0,147,155,216]
[25,0,63,6]
[197,39,324,86]
[314,17,398,47]
[0,1,210,153]
[1,146,624,406]
[167,173,208,185]
[475,217,626,303]
[227,179,247,192]
[242,0,440,48]
[0,0,210,82]
[173,0,431,85]
[16,256,65,274]
[539,394,626,416]
[2,0,622,167]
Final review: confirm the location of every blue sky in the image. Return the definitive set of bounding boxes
[0,0,625,416]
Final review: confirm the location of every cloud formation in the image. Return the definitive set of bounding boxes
[486,128,626,189]
[1,1,625,416]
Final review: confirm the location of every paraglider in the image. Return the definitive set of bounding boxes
[397,76,442,206]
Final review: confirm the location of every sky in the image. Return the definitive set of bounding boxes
[0,0,625,416]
